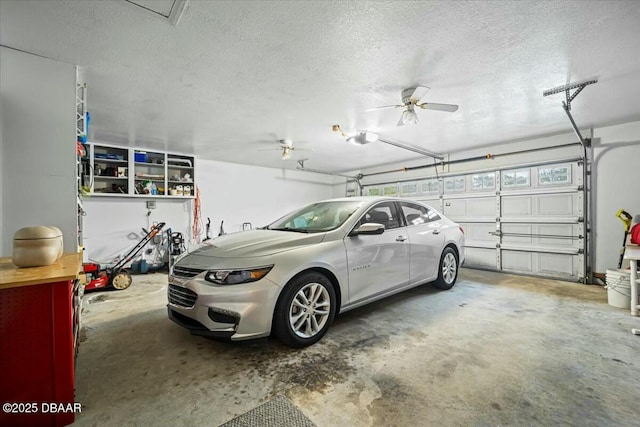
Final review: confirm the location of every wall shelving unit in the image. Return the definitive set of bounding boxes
[87,143,195,198]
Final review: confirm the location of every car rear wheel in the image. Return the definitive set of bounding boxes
[274,272,336,348]
[433,247,458,290]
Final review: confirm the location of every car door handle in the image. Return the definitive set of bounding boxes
[432,229,441,235]
[396,235,408,242]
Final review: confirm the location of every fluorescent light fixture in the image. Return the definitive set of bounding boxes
[347,131,379,146]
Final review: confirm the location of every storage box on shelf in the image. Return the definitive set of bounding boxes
[87,143,195,198]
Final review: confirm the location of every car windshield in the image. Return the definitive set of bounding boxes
[267,201,362,233]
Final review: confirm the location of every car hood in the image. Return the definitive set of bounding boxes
[187,229,326,258]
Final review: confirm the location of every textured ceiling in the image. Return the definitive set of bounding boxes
[2,0,640,172]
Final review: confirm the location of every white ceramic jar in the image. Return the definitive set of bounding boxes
[12,226,64,267]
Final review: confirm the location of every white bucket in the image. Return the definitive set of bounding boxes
[605,269,636,309]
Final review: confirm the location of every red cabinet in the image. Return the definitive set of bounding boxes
[0,254,82,427]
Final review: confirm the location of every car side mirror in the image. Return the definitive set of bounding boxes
[350,222,385,236]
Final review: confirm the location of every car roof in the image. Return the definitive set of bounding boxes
[322,196,397,203]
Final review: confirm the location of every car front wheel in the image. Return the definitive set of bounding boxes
[274,272,336,348]
[433,247,458,290]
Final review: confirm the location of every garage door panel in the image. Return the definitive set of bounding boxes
[501,250,578,278]
[502,251,532,272]
[460,223,495,245]
[463,248,496,268]
[501,224,532,244]
[537,193,576,216]
[443,197,495,218]
[538,253,576,277]
[537,224,578,247]
[502,196,532,216]
[501,223,578,248]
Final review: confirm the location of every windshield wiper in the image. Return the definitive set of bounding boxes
[269,227,310,233]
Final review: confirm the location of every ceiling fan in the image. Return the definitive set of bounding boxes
[258,139,312,160]
[366,86,459,126]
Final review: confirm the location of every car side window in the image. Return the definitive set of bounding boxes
[356,202,402,230]
[401,202,441,226]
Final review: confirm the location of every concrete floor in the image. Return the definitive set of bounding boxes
[72,269,640,427]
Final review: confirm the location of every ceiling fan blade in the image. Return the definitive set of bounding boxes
[409,86,430,103]
[417,102,459,112]
[365,104,404,112]
[292,147,314,152]
[257,148,282,151]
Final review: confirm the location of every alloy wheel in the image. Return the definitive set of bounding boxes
[442,252,457,284]
[288,282,331,338]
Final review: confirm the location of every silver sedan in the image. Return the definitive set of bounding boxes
[167,196,465,347]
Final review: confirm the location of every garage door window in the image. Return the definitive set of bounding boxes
[471,173,496,191]
[400,182,417,196]
[502,169,530,188]
[444,176,465,193]
[419,179,439,194]
[538,165,571,185]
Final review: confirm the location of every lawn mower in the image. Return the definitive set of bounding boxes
[84,222,166,291]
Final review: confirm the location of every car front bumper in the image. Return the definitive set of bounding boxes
[167,274,282,341]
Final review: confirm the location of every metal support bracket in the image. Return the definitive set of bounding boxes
[543,79,596,284]
[543,79,598,111]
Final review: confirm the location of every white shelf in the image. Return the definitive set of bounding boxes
[94,158,128,164]
[94,176,128,180]
[135,162,164,167]
[167,164,194,170]
[89,193,194,199]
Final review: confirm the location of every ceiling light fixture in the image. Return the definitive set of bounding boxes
[347,131,379,146]
[398,104,419,126]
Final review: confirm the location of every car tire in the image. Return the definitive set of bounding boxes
[433,246,458,290]
[274,272,336,348]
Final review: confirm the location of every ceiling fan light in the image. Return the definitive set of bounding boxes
[364,132,379,143]
[281,149,292,160]
[400,109,419,125]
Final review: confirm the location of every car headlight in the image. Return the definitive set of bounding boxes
[204,265,273,285]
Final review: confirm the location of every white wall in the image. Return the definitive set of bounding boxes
[197,159,335,234]
[349,121,640,276]
[82,197,192,263]
[0,47,77,256]
[82,158,335,262]
[592,122,640,273]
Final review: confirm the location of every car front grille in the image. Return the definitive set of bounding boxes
[168,284,198,308]
[172,265,205,278]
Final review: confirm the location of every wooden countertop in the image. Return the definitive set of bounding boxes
[0,252,82,290]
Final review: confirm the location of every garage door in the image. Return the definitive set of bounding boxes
[363,159,586,282]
